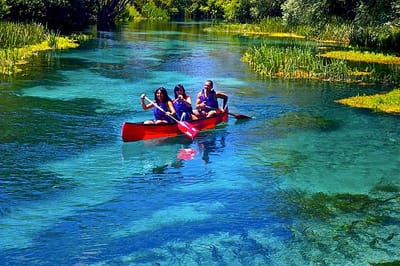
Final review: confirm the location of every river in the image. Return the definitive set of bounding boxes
[0,21,399,265]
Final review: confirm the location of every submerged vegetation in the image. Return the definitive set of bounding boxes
[336,89,400,114]
[271,186,400,264]
[270,112,339,133]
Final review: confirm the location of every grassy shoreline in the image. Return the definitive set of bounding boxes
[0,22,89,76]
[1,37,80,75]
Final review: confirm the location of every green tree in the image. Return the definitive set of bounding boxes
[96,0,131,30]
[141,0,168,19]
[281,0,329,26]
[0,0,10,19]
[351,0,400,50]
[5,0,96,32]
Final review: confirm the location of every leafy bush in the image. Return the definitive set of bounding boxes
[142,0,168,20]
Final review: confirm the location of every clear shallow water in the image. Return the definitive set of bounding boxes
[0,21,399,265]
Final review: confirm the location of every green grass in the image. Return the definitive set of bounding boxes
[320,50,400,65]
[0,21,89,76]
[242,41,400,85]
[336,89,400,114]
[242,43,359,82]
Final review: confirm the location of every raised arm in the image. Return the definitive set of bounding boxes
[140,94,153,110]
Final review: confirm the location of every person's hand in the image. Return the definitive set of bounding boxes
[178,95,183,100]
[140,94,145,100]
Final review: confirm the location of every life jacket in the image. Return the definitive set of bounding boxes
[199,89,218,112]
[153,102,173,123]
[173,96,192,121]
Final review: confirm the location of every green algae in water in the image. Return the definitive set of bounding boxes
[274,189,399,220]
[270,189,400,264]
[270,112,340,134]
[372,184,400,193]
[370,261,400,266]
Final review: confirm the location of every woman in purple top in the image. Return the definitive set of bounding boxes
[173,84,195,121]
[140,87,176,124]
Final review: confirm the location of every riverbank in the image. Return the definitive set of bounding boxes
[0,22,90,76]
[1,36,85,76]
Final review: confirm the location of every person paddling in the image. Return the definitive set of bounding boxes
[194,80,228,118]
[141,87,176,124]
[173,84,197,121]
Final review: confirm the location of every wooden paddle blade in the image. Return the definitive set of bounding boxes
[177,121,199,139]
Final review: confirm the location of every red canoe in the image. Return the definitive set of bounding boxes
[121,110,229,142]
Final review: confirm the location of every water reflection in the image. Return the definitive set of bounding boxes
[195,134,226,164]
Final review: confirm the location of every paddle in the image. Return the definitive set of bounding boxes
[206,105,252,119]
[144,96,199,139]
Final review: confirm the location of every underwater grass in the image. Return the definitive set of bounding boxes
[336,88,400,114]
[275,187,400,265]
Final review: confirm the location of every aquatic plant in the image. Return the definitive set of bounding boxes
[336,89,400,114]
[243,43,346,81]
[319,50,400,65]
[0,21,87,76]
[0,22,47,49]
[370,260,400,266]
[242,41,400,85]
[206,19,399,85]
[274,189,399,221]
[270,112,339,132]
[206,18,352,44]
[372,184,400,193]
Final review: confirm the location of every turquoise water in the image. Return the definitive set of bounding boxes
[0,21,399,265]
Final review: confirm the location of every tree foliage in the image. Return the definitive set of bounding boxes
[4,0,96,32]
[0,0,398,50]
[96,0,131,30]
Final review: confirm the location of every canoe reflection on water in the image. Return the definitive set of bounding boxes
[121,132,227,169]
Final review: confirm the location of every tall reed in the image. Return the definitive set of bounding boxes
[1,22,59,75]
[241,42,389,84]
[0,22,48,49]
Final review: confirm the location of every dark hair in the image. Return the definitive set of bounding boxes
[174,84,187,99]
[154,87,172,104]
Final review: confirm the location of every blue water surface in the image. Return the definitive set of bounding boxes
[0,21,399,265]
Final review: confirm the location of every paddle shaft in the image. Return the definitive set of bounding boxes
[205,105,251,119]
[144,96,179,122]
[144,96,199,139]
